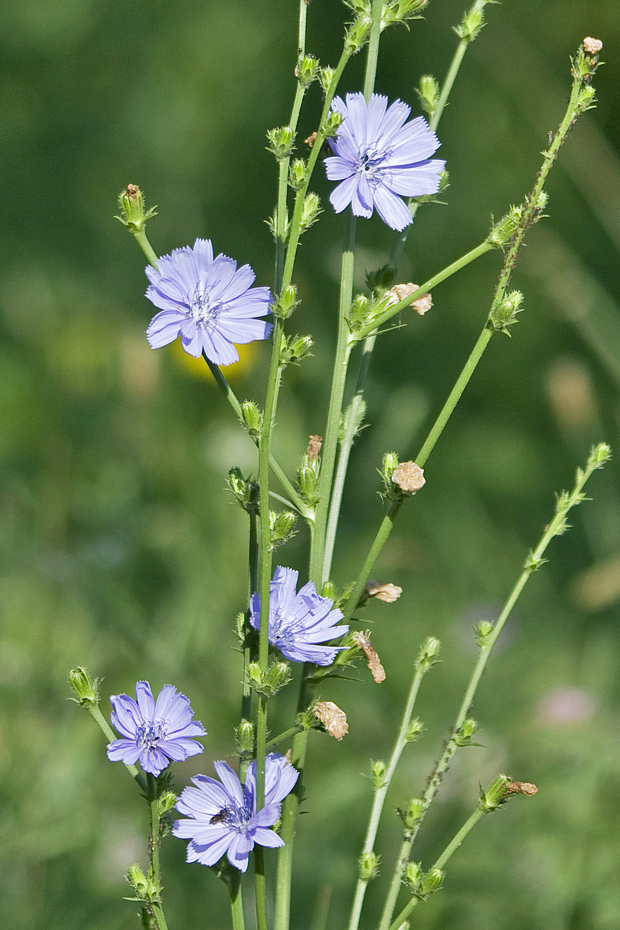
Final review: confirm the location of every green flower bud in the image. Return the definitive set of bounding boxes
[274,284,298,319]
[474,620,494,647]
[269,510,297,549]
[300,192,321,233]
[453,717,478,747]
[116,184,158,233]
[455,6,484,41]
[235,718,255,754]
[404,718,424,743]
[381,452,399,488]
[416,75,440,119]
[282,334,314,366]
[266,126,295,160]
[371,759,387,788]
[489,290,524,334]
[345,16,371,51]
[480,774,512,811]
[157,790,177,816]
[68,667,100,708]
[227,467,259,513]
[264,660,292,694]
[298,464,319,505]
[319,66,335,94]
[241,401,263,438]
[403,861,422,891]
[127,863,149,897]
[404,798,424,827]
[418,868,443,896]
[487,204,524,247]
[247,662,262,689]
[359,850,380,881]
[416,637,441,673]
[589,442,612,469]
[324,109,343,139]
[348,294,371,329]
[290,158,308,190]
[296,54,319,87]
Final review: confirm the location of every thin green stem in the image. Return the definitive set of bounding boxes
[298,0,307,57]
[266,724,305,750]
[363,0,384,100]
[347,656,427,930]
[146,774,169,930]
[310,213,356,585]
[255,845,268,930]
[378,446,609,930]
[132,227,159,268]
[229,871,246,930]
[85,703,147,792]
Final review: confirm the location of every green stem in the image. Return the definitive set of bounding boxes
[86,703,147,792]
[309,213,356,585]
[229,871,246,930]
[146,774,169,930]
[347,654,428,930]
[132,227,159,268]
[378,445,609,930]
[266,724,305,750]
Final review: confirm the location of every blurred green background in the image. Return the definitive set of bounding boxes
[2,1,620,928]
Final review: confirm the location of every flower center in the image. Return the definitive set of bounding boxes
[221,802,253,833]
[356,144,386,183]
[136,720,167,751]
[189,288,222,326]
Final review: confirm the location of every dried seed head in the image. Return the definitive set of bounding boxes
[505,781,539,797]
[384,283,432,316]
[583,37,603,54]
[354,630,386,683]
[314,701,349,740]
[364,581,403,603]
[391,461,425,494]
[307,434,323,459]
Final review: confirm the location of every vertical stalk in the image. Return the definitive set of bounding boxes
[146,774,169,930]
[229,871,246,930]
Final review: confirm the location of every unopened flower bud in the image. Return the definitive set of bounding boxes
[267,126,295,160]
[404,861,422,890]
[313,701,349,740]
[354,630,386,683]
[480,774,512,811]
[319,67,335,94]
[241,401,262,437]
[363,580,403,603]
[359,850,380,882]
[275,284,298,319]
[265,661,292,693]
[418,868,443,896]
[269,510,297,548]
[404,718,424,743]
[300,192,321,232]
[454,717,478,746]
[283,334,313,365]
[366,263,397,292]
[391,461,425,495]
[404,798,424,827]
[68,667,100,708]
[296,53,319,86]
[227,467,258,512]
[349,294,371,328]
[324,109,343,138]
[487,204,524,247]
[298,464,319,505]
[475,620,494,647]
[456,6,484,41]
[416,637,441,672]
[345,16,371,52]
[235,719,254,753]
[417,74,440,118]
[116,184,158,233]
[157,791,177,816]
[321,580,336,600]
[381,452,399,485]
[490,290,524,334]
[127,863,149,897]
[290,158,308,190]
[371,759,387,788]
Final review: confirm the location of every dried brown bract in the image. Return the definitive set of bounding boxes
[384,283,432,316]
[364,581,403,603]
[583,37,603,54]
[505,781,538,797]
[354,630,386,683]
[313,701,348,740]
[307,434,323,459]
[391,461,425,494]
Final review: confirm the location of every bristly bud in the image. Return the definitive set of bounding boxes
[366,263,397,293]
[157,790,177,816]
[391,461,425,496]
[267,126,295,160]
[127,863,150,898]
[380,451,400,489]
[68,667,100,708]
[588,442,611,470]
[359,850,380,882]
[416,75,440,119]
[382,0,429,27]
[227,467,259,514]
[487,204,524,247]
[403,861,422,891]
[247,660,292,695]
[282,334,313,366]
[345,14,371,53]
[489,289,524,334]
[235,718,255,754]
[321,580,335,600]
[319,66,335,95]
[416,637,441,673]
[349,294,372,328]
[298,449,320,506]
[418,868,443,897]
[296,53,319,86]
[353,630,386,683]
[370,759,387,788]
[241,401,263,438]
[403,798,424,827]
[474,620,494,648]
[269,510,297,549]
[313,701,349,740]
[116,184,158,233]
[573,40,603,85]
[404,718,424,743]
[454,4,485,42]
[453,717,478,747]
[274,284,299,320]
[290,158,308,190]
[479,774,512,811]
[300,192,322,233]
[323,109,343,139]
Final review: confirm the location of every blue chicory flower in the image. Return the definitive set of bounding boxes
[249,565,349,666]
[107,681,206,777]
[325,92,446,231]
[173,753,299,872]
[145,238,273,366]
